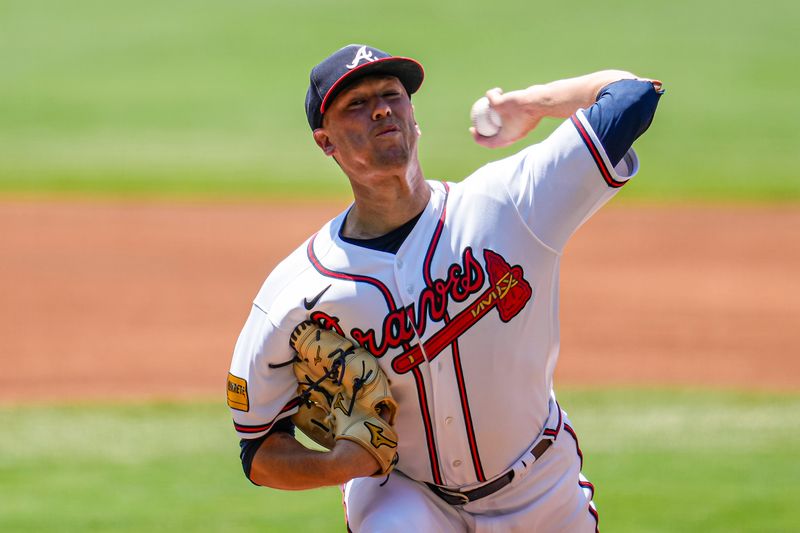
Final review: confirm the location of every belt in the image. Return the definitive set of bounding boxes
[425,438,552,506]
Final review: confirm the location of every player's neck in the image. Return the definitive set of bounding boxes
[343,166,430,239]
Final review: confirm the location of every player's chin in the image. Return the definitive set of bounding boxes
[374,152,411,170]
[371,143,413,169]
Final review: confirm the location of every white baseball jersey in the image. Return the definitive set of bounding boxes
[227,109,638,490]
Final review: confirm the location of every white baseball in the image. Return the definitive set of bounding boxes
[470,96,503,137]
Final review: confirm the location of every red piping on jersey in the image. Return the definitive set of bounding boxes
[563,422,583,469]
[413,367,443,485]
[233,397,299,434]
[307,231,444,484]
[570,114,626,189]
[307,233,398,310]
[579,479,596,499]
[422,182,449,288]
[588,505,600,533]
[420,182,486,482]
[450,339,486,481]
[234,423,274,434]
[414,185,450,485]
[542,401,563,439]
[564,422,599,532]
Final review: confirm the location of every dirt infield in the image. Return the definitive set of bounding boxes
[1,201,798,403]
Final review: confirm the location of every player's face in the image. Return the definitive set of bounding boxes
[314,75,420,176]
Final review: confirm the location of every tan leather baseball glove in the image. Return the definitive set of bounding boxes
[289,321,399,476]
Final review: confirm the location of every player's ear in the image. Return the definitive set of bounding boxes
[313,129,335,156]
[412,104,421,136]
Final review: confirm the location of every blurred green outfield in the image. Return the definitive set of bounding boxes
[1,389,798,532]
[1,0,798,202]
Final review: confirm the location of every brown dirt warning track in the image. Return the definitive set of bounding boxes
[1,200,798,404]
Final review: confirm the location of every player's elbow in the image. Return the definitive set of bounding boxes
[240,431,315,490]
[625,81,663,135]
[240,443,293,489]
[239,434,269,486]
[605,79,664,136]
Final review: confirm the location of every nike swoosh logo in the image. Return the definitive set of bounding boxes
[303,284,331,310]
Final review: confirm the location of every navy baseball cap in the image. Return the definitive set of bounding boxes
[305,44,425,130]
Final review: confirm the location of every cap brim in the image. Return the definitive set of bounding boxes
[320,57,425,114]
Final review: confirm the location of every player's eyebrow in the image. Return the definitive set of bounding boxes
[339,76,403,101]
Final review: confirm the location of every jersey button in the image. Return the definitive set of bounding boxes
[406,285,414,295]
[397,259,404,268]
[452,460,462,467]
[445,417,454,425]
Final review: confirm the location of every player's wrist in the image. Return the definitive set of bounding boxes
[522,84,553,111]
[520,83,574,121]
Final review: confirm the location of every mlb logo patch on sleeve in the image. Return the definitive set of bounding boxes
[227,373,249,412]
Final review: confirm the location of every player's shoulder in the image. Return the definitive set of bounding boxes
[253,211,347,319]
[447,117,595,208]
[448,143,540,198]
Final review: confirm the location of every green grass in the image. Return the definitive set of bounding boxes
[562,389,800,532]
[1,389,798,532]
[0,402,345,532]
[1,0,798,202]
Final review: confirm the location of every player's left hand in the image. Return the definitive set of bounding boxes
[289,321,400,477]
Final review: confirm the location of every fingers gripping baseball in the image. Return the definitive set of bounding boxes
[471,87,545,148]
[289,321,399,476]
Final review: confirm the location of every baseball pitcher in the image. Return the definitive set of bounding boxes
[227,44,663,531]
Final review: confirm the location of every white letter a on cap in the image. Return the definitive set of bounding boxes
[346,46,375,69]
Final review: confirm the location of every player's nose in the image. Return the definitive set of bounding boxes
[371,98,393,121]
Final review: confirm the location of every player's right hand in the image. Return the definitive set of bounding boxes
[471,87,545,149]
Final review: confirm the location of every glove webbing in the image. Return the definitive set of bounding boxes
[293,348,375,417]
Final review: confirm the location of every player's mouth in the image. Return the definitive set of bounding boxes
[375,125,400,137]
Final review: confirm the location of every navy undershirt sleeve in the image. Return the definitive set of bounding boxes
[584,79,663,167]
[239,417,295,485]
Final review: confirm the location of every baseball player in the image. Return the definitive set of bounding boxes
[227,44,663,531]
